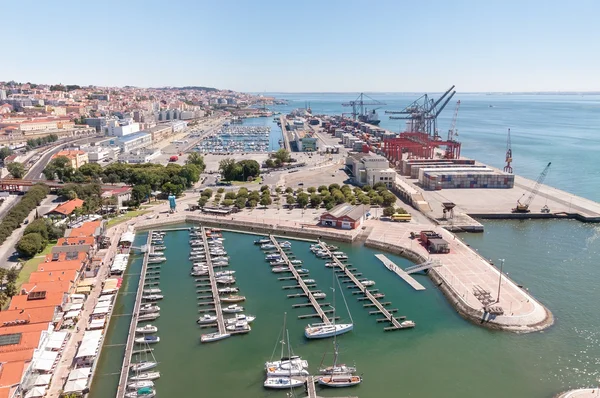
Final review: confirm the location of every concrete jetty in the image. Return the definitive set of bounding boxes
[269,235,331,325]
[200,227,227,336]
[374,254,426,291]
[116,231,152,398]
[319,243,410,331]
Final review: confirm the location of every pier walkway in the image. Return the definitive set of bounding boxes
[269,235,330,325]
[201,226,227,335]
[319,243,407,331]
[304,376,357,398]
[375,254,426,291]
[116,231,152,398]
[279,115,290,151]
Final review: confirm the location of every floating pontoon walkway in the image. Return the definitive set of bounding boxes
[374,254,426,291]
[269,235,331,325]
[304,376,358,398]
[201,226,227,336]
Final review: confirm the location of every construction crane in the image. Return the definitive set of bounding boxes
[443,100,461,158]
[342,93,386,124]
[512,162,551,213]
[503,128,513,173]
[385,85,456,137]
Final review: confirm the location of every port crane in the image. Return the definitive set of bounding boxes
[385,85,456,137]
[444,100,461,158]
[504,128,513,173]
[342,93,386,122]
[512,162,551,213]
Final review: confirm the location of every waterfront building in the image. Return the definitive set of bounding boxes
[345,152,396,188]
[319,203,369,229]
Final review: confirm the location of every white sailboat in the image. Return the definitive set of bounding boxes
[264,314,307,389]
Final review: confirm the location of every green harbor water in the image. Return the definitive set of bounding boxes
[90,221,600,398]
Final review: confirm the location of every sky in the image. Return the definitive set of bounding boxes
[2,0,600,92]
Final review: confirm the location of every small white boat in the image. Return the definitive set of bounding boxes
[261,244,276,250]
[201,332,230,343]
[215,270,235,277]
[127,381,154,390]
[212,256,229,262]
[218,287,239,294]
[130,361,157,372]
[271,266,288,273]
[147,257,166,264]
[135,335,160,344]
[139,305,160,314]
[226,321,251,332]
[138,312,160,322]
[142,294,163,301]
[265,356,309,370]
[400,320,416,328]
[148,252,164,257]
[313,292,326,299]
[125,387,156,398]
[279,242,292,248]
[222,304,244,313]
[212,261,229,266]
[297,268,310,274]
[197,314,217,324]
[143,288,161,294]
[263,376,305,389]
[315,251,331,259]
[216,276,235,285]
[359,280,376,287]
[254,238,270,245]
[190,270,208,277]
[325,262,336,268]
[302,279,315,284]
[225,314,255,324]
[220,295,246,303]
[129,371,160,381]
[305,323,353,339]
[317,374,362,387]
[265,254,281,260]
[290,259,302,265]
[135,325,158,334]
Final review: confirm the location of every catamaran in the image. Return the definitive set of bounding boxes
[266,314,310,378]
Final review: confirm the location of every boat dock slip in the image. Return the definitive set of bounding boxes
[319,243,409,331]
[268,235,331,325]
[304,376,358,398]
[116,231,152,398]
[374,254,426,291]
[201,227,227,336]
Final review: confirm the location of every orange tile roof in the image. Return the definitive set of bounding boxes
[8,292,66,311]
[52,150,86,159]
[44,251,87,263]
[20,280,73,295]
[0,361,27,395]
[57,236,95,246]
[48,198,84,216]
[0,307,55,326]
[28,269,78,284]
[69,220,102,237]
[36,260,83,273]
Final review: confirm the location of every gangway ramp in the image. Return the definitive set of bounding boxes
[405,259,441,274]
[375,254,426,291]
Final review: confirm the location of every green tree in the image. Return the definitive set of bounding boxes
[286,195,295,206]
[362,184,372,192]
[307,187,316,194]
[198,197,208,208]
[382,192,397,207]
[222,199,234,207]
[44,156,73,182]
[201,188,213,199]
[7,162,25,178]
[395,207,408,214]
[224,192,236,200]
[78,163,103,179]
[248,199,257,208]
[318,185,328,192]
[260,185,270,192]
[179,164,200,187]
[285,187,293,194]
[259,196,272,207]
[310,194,322,208]
[237,187,248,198]
[234,197,247,209]
[273,148,291,164]
[328,183,340,192]
[219,158,240,181]
[296,187,304,194]
[132,184,151,203]
[265,159,275,168]
[0,147,13,161]
[371,194,384,206]
[217,187,225,194]
[16,233,43,257]
[296,192,309,208]
[360,196,371,205]
[185,152,206,173]
[24,219,49,241]
[6,268,18,285]
[238,159,260,180]
[383,206,396,217]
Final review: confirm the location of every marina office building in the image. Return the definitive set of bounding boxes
[346,153,396,189]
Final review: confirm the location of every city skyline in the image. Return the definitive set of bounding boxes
[3,0,600,92]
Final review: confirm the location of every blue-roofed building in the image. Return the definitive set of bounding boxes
[117,132,152,152]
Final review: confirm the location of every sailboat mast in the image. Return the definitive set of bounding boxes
[281,312,287,359]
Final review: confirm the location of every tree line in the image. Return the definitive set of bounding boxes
[0,184,49,245]
[16,218,65,258]
[27,134,58,150]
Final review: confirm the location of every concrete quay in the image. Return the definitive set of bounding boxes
[557,389,600,398]
[132,207,553,333]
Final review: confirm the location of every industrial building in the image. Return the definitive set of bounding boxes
[319,204,369,229]
[345,153,396,188]
[106,118,140,137]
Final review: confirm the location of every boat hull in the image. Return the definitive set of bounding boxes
[263,377,305,389]
[305,323,353,339]
[317,374,362,387]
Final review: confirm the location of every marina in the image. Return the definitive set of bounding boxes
[194,125,271,153]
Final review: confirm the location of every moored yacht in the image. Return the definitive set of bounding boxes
[222,304,244,313]
[135,335,160,344]
[135,324,158,334]
[305,323,353,339]
[200,332,230,343]
[197,314,217,324]
[129,371,160,381]
[263,376,305,389]
[130,361,157,372]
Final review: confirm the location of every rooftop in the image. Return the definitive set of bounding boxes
[27,269,78,284]
[0,307,56,326]
[47,198,84,216]
[37,260,84,273]
[119,131,150,143]
[8,292,66,311]
[322,203,369,221]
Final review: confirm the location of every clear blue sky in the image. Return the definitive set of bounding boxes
[3,0,599,92]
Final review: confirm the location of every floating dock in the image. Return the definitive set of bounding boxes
[201,227,227,336]
[304,376,358,398]
[319,243,412,331]
[375,254,426,291]
[116,231,152,398]
[269,236,331,325]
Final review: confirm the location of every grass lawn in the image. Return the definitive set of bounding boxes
[39,240,57,256]
[107,209,151,228]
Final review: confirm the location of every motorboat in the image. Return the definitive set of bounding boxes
[218,287,239,294]
[135,325,158,334]
[359,280,376,287]
[279,241,292,248]
[263,376,305,389]
[130,362,157,372]
[125,387,156,397]
[265,254,281,261]
[215,270,235,277]
[317,374,362,387]
[143,288,161,294]
[211,256,229,262]
[325,262,336,268]
[189,255,206,261]
[332,251,347,257]
[212,260,229,266]
[225,314,255,324]
[313,292,326,299]
[216,276,235,284]
[302,279,315,284]
[200,332,230,343]
[271,266,288,273]
[319,364,357,375]
[222,304,244,313]
[400,320,416,328]
[334,254,348,260]
[220,295,246,303]
[139,305,160,314]
[315,251,331,259]
[129,372,160,381]
[197,314,217,324]
[147,257,166,264]
[135,335,160,344]
[254,238,270,245]
[226,321,251,332]
[297,268,310,274]
[305,323,353,339]
[138,312,160,322]
[270,260,286,266]
[190,270,208,276]
[260,244,276,250]
[290,259,302,265]
[127,381,154,390]
[142,294,163,301]
[152,245,166,251]
[148,252,164,257]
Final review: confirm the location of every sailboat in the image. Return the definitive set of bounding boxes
[264,314,306,388]
[305,261,353,339]
[316,333,361,387]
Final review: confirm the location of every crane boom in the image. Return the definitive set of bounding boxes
[514,162,551,212]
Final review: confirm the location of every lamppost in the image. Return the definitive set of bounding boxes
[496,258,505,303]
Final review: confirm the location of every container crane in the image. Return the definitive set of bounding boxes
[342,93,386,124]
[503,128,513,173]
[444,100,460,158]
[512,162,551,213]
